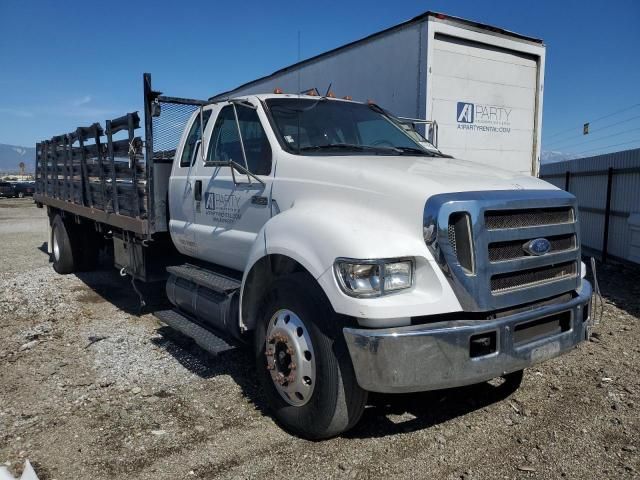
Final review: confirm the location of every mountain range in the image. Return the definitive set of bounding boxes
[0,143,36,173]
[0,141,574,174]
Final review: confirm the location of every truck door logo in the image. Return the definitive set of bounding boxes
[457,102,474,123]
[204,191,241,224]
[205,192,216,211]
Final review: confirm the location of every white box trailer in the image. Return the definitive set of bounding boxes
[211,11,546,176]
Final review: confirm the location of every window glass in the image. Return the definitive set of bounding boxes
[357,118,413,146]
[180,110,211,167]
[207,104,272,175]
[266,99,436,156]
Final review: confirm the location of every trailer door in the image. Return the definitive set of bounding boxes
[429,34,539,175]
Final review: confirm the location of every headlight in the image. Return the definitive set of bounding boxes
[334,258,413,297]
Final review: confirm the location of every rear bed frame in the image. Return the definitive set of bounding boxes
[34,73,206,239]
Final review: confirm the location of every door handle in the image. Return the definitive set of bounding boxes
[194,180,202,201]
[251,195,268,206]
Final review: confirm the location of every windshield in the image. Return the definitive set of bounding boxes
[265,98,439,156]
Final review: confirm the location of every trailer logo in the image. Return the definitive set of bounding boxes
[456,101,512,134]
[457,102,474,123]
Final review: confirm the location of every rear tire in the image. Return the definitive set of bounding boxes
[51,215,100,274]
[254,273,367,440]
[51,215,76,274]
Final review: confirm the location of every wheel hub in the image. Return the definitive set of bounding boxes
[265,309,315,406]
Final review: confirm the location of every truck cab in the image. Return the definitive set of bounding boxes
[165,93,592,438]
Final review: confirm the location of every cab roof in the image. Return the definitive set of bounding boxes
[212,93,358,104]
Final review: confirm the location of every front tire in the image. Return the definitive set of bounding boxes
[255,273,367,440]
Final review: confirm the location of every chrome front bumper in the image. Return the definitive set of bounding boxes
[343,280,592,393]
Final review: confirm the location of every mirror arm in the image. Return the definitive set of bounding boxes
[205,160,265,186]
[229,161,265,185]
[232,103,251,183]
[190,139,202,167]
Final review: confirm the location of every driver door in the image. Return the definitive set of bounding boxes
[190,102,274,271]
[168,109,211,257]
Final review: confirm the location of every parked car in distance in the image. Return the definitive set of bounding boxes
[13,182,36,198]
[0,181,16,198]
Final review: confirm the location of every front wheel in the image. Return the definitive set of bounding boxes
[255,273,367,440]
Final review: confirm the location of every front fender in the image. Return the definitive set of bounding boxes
[243,203,461,326]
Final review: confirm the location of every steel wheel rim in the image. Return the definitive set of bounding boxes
[265,309,316,407]
[52,227,60,262]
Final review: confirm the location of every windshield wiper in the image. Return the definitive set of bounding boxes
[299,143,401,154]
[393,146,438,156]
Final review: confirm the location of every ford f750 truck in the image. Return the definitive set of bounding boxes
[34,74,592,439]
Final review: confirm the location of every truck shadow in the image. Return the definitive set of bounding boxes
[150,326,265,405]
[74,268,172,315]
[150,324,522,439]
[346,380,521,439]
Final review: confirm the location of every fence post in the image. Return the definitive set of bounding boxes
[602,167,614,263]
[564,171,571,192]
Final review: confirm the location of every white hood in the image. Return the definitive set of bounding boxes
[324,154,551,196]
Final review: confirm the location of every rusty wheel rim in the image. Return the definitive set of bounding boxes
[265,309,316,407]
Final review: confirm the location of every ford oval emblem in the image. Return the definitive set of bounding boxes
[523,238,552,256]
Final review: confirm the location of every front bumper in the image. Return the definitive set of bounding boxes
[343,280,592,393]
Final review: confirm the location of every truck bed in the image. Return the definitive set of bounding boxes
[34,113,150,234]
[34,74,206,238]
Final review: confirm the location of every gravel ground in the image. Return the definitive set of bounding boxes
[0,197,638,479]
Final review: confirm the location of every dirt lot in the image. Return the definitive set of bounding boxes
[0,197,638,479]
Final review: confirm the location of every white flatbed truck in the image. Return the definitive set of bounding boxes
[34,64,590,439]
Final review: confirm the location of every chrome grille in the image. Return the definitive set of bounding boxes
[491,262,577,294]
[488,234,576,262]
[485,207,574,230]
[424,190,581,311]
[448,223,457,254]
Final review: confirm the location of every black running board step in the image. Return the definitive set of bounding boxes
[154,309,235,355]
[166,264,241,294]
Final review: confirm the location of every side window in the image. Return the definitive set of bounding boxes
[207,104,272,175]
[180,110,211,167]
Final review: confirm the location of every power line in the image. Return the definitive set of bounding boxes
[548,126,640,151]
[545,114,640,149]
[544,102,640,141]
[574,139,640,156]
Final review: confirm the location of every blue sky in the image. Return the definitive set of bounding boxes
[1,0,639,157]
